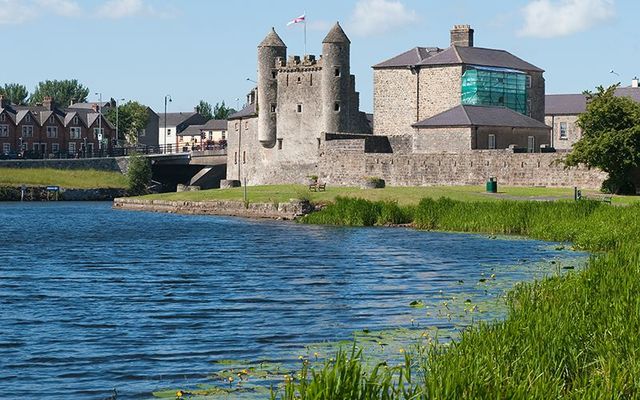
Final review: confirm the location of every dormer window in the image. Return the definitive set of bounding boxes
[49,116,54,123]
[0,113,4,122]
[25,114,31,123]
[73,116,79,125]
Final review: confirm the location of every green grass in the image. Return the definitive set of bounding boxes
[273,198,640,399]
[137,184,640,205]
[0,168,127,189]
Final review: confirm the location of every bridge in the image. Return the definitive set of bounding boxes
[147,150,227,190]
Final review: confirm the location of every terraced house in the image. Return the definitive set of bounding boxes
[0,96,114,158]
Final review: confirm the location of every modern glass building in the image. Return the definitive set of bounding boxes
[461,65,530,116]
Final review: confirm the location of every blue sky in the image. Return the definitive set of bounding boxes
[1,0,637,113]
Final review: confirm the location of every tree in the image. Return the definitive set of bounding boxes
[105,101,150,144]
[565,84,640,194]
[213,101,235,120]
[0,83,29,105]
[195,100,213,120]
[126,152,152,195]
[30,79,90,107]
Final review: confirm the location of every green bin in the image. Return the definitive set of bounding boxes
[486,177,497,193]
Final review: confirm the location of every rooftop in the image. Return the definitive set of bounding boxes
[413,104,550,129]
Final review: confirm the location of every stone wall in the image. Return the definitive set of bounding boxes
[373,69,417,136]
[545,115,580,150]
[113,198,313,220]
[413,127,471,153]
[530,72,546,123]
[0,186,126,201]
[0,157,129,172]
[319,144,606,189]
[418,66,463,121]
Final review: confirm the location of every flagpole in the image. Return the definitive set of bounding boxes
[303,11,307,55]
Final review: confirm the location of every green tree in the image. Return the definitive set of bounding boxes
[213,101,235,119]
[195,100,213,120]
[0,83,29,105]
[565,84,640,194]
[105,101,150,144]
[126,152,152,195]
[30,79,90,107]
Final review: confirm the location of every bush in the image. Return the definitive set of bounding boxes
[126,152,152,195]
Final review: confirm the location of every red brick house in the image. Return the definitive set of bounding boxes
[0,95,114,158]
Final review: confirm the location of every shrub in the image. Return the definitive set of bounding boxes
[126,152,152,195]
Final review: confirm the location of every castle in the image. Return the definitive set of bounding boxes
[226,24,606,189]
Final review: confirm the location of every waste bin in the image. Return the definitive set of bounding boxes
[486,177,497,193]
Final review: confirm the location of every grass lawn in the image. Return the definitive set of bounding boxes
[139,184,639,205]
[0,168,128,189]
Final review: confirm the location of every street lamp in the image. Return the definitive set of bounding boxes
[609,69,620,76]
[115,97,125,146]
[95,92,102,156]
[246,78,257,84]
[164,94,172,154]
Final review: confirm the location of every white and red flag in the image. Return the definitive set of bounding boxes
[287,14,306,26]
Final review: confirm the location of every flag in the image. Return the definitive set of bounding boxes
[287,14,305,26]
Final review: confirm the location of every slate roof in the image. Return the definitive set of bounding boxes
[159,112,200,127]
[68,102,111,110]
[0,103,112,128]
[228,103,257,120]
[323,22,350,44]
[374,45,543,72]
[545,87,640,115]
[178,119,228,136]
[413,104,550,129]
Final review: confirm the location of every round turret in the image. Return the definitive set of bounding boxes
[321,22,351,133]
[257,28,286,148]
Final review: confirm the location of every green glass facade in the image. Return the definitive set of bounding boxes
[461,66,529,115]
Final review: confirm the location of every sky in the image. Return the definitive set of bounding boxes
[1,0,637,114]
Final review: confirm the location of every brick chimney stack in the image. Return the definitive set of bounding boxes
[0,95,9,108]
[43,96,53,110]
[450,24,474,47]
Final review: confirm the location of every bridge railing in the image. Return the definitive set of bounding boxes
[6,144,227,160]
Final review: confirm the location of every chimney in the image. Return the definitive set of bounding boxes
[43,96,53,111]
[450,24,474,47]
[92,103,99,112]
[0,95,9,108]
[633,77,639,88]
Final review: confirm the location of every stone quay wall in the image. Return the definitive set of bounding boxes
[319,144,607,189]
[0,157,130,173]
[113,198,314,220]
[0,186,126,201]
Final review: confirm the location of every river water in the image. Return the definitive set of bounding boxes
[0,202,585,399]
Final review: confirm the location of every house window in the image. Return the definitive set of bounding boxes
[277,138,283,150]
[244,121,248,129]
[73,115,79,125]
[49,116,55,123]
[559,122,568,140]
[270,104,277,113]
[94,127,104,138]
[297,104,303,113]
[52,143,59,153]
[70,127,81,139]
[0,125,8,137]
[235,122,239,131]
[488,134,496,149]
[33,143,40,151]
[334,102,340,112]
[139,129,146,137]
[22,125,33,137]
[527,136,535,153]
[69,142,76,154]
[221,131,226,140]
[25,114,31,123]
[3,143,10,153]
[0,113,5,122]
[334,67,340,77]
[167,128,172,135]
[526,75,532,88]
[46,126,58,138]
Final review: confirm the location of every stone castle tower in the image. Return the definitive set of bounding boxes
[256,22,370,149]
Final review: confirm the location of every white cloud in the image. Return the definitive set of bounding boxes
[0,0,81,24]
[519,0,615,38]
[97,0,158,19]
[349,0,418,37]
[37,0,82,17]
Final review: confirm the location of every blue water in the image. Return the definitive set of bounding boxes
[0,202,585,399]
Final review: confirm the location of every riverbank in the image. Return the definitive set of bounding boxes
[0,185,126,201]
[113,197,313,219]
[273,198,640,399]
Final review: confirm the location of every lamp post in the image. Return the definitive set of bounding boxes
[115,97,125,147]
[246,78,257,84]
[609,69,620,77]
[164,94,172,153]
[95,92,102,156]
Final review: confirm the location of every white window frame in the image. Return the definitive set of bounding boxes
[46,126,58,138]
[488,134,496,149]
[0,124,8,137]
[52,143,59,153]
[22,125,33,137]
[93,127,104,138]
[25,114,31,123]
[559,122,568,140]
[72,115,79,125]
[3,143,10,153]
[70,127,81,139]
[139,128,146,137]
[68,142,76,153]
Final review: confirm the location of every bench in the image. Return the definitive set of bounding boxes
[577,190,612,204]
[308,182,326,192]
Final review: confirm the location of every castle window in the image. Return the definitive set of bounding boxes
[234,151,237,164]
[488,134,496,149]
[334,102,340,112]
[310,74,313,86]
[272,71,277,79]
[270,104,277,113]
[317,138,321,149]
[559,122,568,140]
[297,76,302,84]
[243,151,246,164]
[334,67,340,77]
[235,122,239,131]
[278,138,283,150]
[297,104,303,113]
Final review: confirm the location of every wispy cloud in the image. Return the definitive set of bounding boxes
[349,0,418,37]
[0,0,45,24]
[37,0,82,17]
[519,0,615,38]
[96,0,168,19]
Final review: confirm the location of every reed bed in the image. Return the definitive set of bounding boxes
[283,198,640,399]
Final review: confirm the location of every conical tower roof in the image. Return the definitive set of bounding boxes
[322,22,350,44]
[259,27,286,48]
